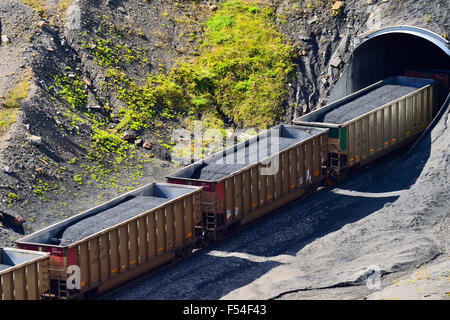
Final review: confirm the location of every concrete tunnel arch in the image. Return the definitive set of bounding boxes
[328,26,450,106]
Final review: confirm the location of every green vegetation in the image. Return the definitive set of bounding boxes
[20,0,46,17]
[0,108,19,136]
[82,37,148,69]
[175,0,295,128]
[52,71,87,110]
[1,77,30,136]
[4,77,30,109]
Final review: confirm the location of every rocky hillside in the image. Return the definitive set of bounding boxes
[0,0,448,258]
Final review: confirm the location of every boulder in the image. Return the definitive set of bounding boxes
[143,141,153,149]
[28,135,43,146]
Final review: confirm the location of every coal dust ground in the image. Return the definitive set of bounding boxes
[101,104,449,300]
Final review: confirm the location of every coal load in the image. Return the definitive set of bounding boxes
[0,264,11,271]
[321,85,417,124]
[58,196,167,246]
[191,164,248,180]
[191,135,307,181]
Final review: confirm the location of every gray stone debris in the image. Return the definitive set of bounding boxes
[330,56,342,68]
[1,34,9,44]
[2,166,11,174]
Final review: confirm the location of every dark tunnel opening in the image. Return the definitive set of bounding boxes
[330,28,450,107]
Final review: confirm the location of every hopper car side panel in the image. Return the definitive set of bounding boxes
[0,248,50,300]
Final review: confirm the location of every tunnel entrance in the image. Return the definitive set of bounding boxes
[329,26,450,107]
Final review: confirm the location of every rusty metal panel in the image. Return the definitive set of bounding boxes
[118,225,129,273]
[251,166,259,210]
[356,119,362,163]
[26,263,39,300]
[305,141,313,185]
[289,148,297,191]
[38,257,50,294]
[128,220,138,268]
[370,112,377,155]
[174,200,184,247]
[78,242,90,289]
[1,273,13,300]
[13,268,26,300]
[419,90,426,129]
[137,216,148,264]
[426,87,432,124]
[259,166,267,207]
[362,116,369,159]
[376,110,383,151]
[193,192,202,227]
[313,137,321,182]
[413,92,420,132]
[267,171,274,203]
[147,214,157,258]
[38,256,51,295]
[384,105,391,147]
[88,238,100,286]
[165,206,175,251]
[398,100,405,142]
[183,197,194,240]
[297,143,305,188]
[234,172,243,219]
[99,233,110,282]
[405,96,413,138]
[155,209,166,255]
[275,154,282,199]
[322,134,328,165]
[243,169,251,214]
[225,176,234,221]
[281,152,289,196]
[109,229,119,276]
[348,122,355,165]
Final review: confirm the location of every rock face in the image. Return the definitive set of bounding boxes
[28,135,42,146]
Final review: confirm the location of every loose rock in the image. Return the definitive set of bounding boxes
[143,141,153,149]
[28,135,43,146]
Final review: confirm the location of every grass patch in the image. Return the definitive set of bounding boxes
[4,78,30,108]
[20,0,46,16]
[175,0,295,128]
[1,77,30,136]
[0,108,19,136]
[59,0,73,11]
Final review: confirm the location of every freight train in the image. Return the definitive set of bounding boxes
[0,75,442,300]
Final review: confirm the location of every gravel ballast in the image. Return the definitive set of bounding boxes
[58,196,168,246]
[320,85,418,124]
